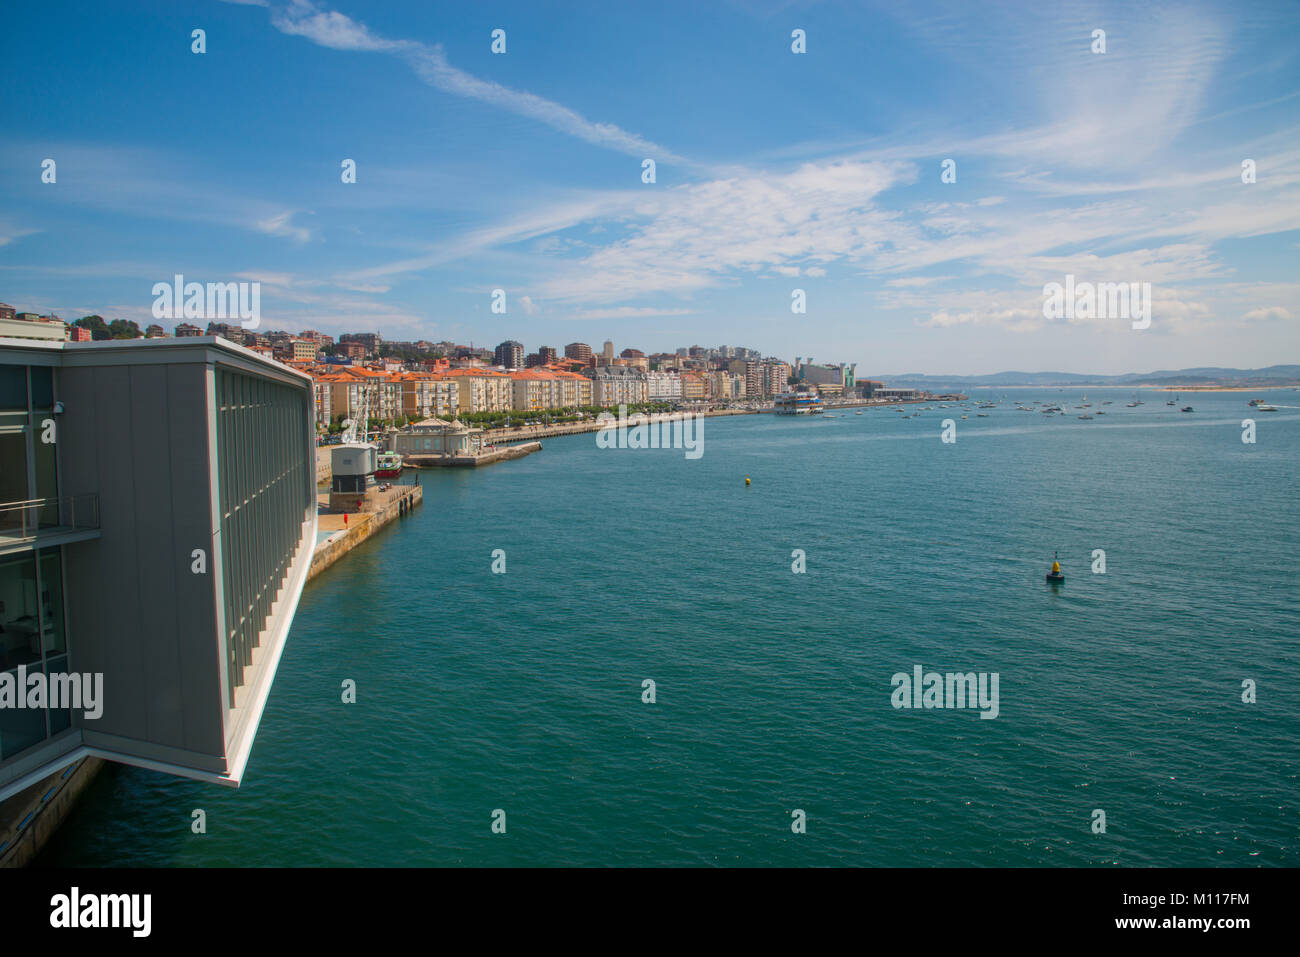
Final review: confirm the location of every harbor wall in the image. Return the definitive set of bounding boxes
[307,484,423,582]
[0,757,104,868]
[481,407,754,443]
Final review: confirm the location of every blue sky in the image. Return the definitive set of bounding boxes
[1,0,1297,374]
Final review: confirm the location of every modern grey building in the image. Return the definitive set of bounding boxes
[0,335,316,801]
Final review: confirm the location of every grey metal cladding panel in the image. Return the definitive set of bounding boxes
[55,364,101,499]
[82,364,148,740]
[127,363,188,751]
[54,365,104,718]
[165,363,226,755]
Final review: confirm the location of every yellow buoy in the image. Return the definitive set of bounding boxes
[1052,560,1060,574]
[745,475,751,486]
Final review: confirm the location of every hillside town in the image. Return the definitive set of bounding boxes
[0,304,922,433]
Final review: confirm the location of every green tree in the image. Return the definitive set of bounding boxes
[74,315,112,341]
[108,319,143,339]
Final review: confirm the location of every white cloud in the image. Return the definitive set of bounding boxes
[565,306,693,320]
[534,160,910,302]
[270,1,685,163]
[256,210,312,243]
[1242,306,1292,322]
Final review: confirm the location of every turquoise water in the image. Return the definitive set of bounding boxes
[39,388,1300,866]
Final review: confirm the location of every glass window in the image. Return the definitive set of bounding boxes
[0,553,41,672]
[0,366,25,411]
[0,660,49,759]
[34,423,57,524]
[29,366,53,410]
[0,430,28,513]
[38,550,64,655]
[0,366,27,432]
[44,653,71,737]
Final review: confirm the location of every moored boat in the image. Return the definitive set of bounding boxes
[375,450,404,478]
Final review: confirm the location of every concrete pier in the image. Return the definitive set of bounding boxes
[308,482,423,581]
[406,440,542,468]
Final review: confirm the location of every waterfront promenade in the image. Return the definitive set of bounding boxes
[481,407,755,443]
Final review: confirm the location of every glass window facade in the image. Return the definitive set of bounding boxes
[0,547,70,758]
[0,363,59,532]
[215,368,312,706]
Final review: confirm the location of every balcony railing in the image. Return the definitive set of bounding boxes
[0,493,101,542]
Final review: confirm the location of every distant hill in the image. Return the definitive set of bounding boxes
[875,365,1300,389]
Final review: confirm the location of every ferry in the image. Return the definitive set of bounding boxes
[773,388,824,415]
[375,450,404,478]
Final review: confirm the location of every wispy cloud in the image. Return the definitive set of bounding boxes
[256,210,313,243]
[269,0,688,163]
[566,306,695,320]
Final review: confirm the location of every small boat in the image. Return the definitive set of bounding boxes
[1248,398,1261,406]
[375,450,403,478]
[977,413,989,418]
[1181,406,1194,413]
[1166,400,1175,406]
[1046,552,1065,583]
[1077,414,1093,420]
[855,410,863,415]
[1256,403,1278,412]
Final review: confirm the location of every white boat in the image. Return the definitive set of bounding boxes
[773,387,824,415]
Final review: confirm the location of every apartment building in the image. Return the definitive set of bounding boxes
[592,367,648,406]
[564,342,593,364]
[509,369,558,412]
[493,340,524,370]
[442,368,511,413]
[394,373,458,420]
[646,370,683,402]
[0,312,65,343]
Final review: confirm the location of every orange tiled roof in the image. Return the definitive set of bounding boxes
[441,367,509,378]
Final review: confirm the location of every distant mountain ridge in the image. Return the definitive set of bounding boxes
[875,365,1300,388]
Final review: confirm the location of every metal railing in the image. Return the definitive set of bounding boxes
[0,493,100,541]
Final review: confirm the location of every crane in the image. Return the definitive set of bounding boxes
[340,383,372,446]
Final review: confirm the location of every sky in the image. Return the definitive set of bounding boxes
[1,0,1298,375]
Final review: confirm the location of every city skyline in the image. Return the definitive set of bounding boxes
[2,0,1298,374]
